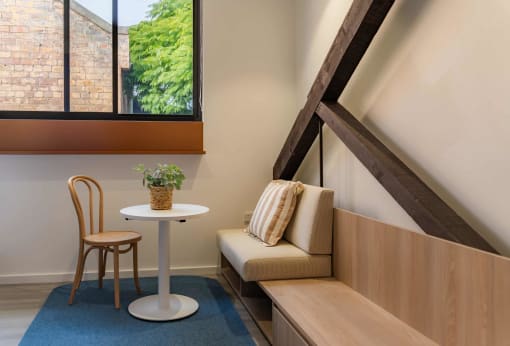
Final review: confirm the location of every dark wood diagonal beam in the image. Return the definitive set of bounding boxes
[273,0,395,180]
[273,0,497,253]
[316,101,497,254]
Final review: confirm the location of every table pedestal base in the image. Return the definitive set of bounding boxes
[128,294,199,321]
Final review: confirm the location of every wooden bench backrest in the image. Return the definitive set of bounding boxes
[334,208,510,346]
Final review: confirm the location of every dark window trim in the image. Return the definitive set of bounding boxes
[0,111,198,121]
[0,0,202,122]
[193,0,203,120]
[64,0,70,112]
[112,0,119,114]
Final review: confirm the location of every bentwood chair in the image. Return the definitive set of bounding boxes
[68,175,142,309]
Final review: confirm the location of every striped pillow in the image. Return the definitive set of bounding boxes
[247,180,304,246]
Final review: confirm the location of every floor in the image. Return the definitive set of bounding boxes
[0,275,269,346]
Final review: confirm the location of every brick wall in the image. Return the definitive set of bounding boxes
[0,0,129,112]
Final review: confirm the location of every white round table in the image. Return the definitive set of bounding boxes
[120,203,209,321]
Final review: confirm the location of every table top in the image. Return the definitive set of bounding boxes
[120,203,209,221]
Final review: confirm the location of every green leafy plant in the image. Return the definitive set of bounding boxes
[127,0,193,115]
[134,163,185,189]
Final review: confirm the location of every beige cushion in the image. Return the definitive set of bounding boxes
[284,184,333,254]
[247,180,304,246]
[218,229,331,281]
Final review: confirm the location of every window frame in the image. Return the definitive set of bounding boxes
[0,0,202,122]
[0,0,203,154]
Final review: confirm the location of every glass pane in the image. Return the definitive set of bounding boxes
[70,0,113,112]
[0,0,64,111]
[119,0,194,115]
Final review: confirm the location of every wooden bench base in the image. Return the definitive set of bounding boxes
[220,208,510,345]
[221,254,435,346]
[221,255,273,343]
[260,279,437,346]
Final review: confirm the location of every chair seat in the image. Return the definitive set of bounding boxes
[217,229,331,282]
[84,230,141,246]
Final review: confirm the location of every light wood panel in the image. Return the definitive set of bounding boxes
[261,279,436,346]
[272,306,308,346]
[0,119,204,154]
[334,208,510,346]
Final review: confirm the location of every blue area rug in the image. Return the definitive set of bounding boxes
[20,276,255,346]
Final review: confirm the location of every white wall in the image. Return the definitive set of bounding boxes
[295,0,510,254]
[0,0,296,283]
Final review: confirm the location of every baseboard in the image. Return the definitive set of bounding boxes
[0,265,218,285]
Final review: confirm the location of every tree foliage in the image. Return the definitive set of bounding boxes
[128,0,193,115]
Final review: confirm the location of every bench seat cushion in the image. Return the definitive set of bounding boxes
[218,229,331,281]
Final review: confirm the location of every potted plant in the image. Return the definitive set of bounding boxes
[134,163,186,210]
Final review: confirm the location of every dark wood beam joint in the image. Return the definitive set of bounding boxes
[273,0,395,179]
[272,0,496,254]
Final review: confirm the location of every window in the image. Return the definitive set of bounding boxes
[0,0,201,120]
[0,0,202,153]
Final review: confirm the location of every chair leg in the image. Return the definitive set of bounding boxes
[98,248,103,288]
[68,242,86,305]
[113,245,120,309]
[133,242,142,295]
[103,249,108,279]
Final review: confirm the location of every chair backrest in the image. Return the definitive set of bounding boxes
[68,175,104,239]
[283,184,334,254]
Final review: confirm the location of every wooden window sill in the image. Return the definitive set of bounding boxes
[0,119,204,154]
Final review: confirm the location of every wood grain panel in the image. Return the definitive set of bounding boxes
[273,0,395,180]
[272,305,309,346]
[317,101,496,253]
[334,208,510,345]
[0,119,204,154]
[261,279,436,346]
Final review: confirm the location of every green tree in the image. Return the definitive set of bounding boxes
[128,0,193,115]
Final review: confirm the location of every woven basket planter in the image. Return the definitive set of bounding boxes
[150,186,173,210]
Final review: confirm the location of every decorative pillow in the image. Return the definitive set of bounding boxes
[247,180,304,246]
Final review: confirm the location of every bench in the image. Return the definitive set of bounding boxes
[218,188,510,345]
[218,183,334,282]
[217,184,433,344]
[217,183,334,340]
